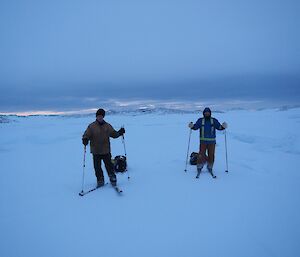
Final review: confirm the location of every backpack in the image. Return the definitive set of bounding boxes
[189,152,198,165]
[112,155,127,173]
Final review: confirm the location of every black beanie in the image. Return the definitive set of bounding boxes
[96,108,105,117]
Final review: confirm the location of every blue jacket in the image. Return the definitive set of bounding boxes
[192,117,224,144]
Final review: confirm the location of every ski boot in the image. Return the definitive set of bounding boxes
[97,179,105,188]
[109,176,117,187]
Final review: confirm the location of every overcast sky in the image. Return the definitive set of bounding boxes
[0,0,299,112]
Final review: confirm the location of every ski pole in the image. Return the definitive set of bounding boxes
[184,128,192,172]
[224,129,229,173]
[121,129,130,179]
[80,145,87,195]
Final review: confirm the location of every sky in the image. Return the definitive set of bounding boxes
[0,0,299,112]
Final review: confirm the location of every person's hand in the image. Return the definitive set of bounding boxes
[188,122,194,129]
[118,127,125,135]
[82,138,89,146]
[222,122,228,129]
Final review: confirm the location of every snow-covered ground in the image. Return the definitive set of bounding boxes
[1,108,300,257]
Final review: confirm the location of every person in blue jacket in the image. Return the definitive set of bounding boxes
[188,107,228,178]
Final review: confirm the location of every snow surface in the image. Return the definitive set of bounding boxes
[1,108,300,257]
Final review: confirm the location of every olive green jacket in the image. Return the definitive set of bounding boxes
[82,120,120,155]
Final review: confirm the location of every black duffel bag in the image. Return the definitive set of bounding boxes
[112,155,127,173]
[189,152,198,165]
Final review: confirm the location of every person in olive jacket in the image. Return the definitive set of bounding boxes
[82,108,125,187]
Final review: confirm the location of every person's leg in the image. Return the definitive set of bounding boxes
[197,143,208,172]
[102,153,117,186]
[207,144,216,171]
[93,154,104,186]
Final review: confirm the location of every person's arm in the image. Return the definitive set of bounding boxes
[109,125,125,138]
[191,118,201,130]
[214,118,227,130]
[82,126,92,145]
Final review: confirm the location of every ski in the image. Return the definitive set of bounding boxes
[195,170,216,179]
[79,183,108,196]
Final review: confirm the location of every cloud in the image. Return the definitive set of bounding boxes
[0,0,299,111]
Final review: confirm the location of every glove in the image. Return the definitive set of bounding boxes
[222,122,228,129]
[118,127,125,135]
[188,122,194,129]
[82,138,89,146]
